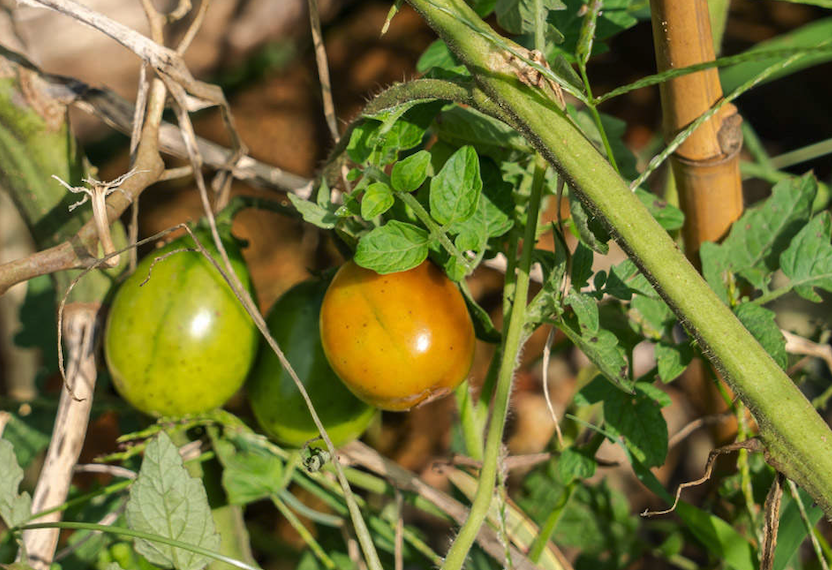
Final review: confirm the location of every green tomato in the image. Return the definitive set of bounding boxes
[247,277,377,448]
[104,227,258,417]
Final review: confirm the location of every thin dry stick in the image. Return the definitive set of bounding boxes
[760,473,784,570]
[128,63,150,272]
[787,478,831,570]
[541,327,565,449]
[307,0,339,143]
[642,439,762,517]
[18,305,98,570]
[667,411,734,450]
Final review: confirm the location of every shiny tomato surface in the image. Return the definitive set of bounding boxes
[319,260,475,411]
[247,278,377,447]
[104,228,258,417]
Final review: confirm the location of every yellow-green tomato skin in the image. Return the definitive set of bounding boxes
[247,278,377,448]
[104,229,258,417]
[319,260,476,411]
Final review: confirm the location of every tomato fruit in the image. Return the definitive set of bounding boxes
[319,260,475,411]
[247,278,377,447]
[104,227,258,417]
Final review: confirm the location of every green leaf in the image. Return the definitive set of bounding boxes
[496,0,566,34]
[460,283,501,343]
[391,150,431,193]
[579,379,670,467]
[700,241,732,305]
[519,464,636,555]
[125,432,220,570]
[212,436,284,505]
[360,182,395,219]
[479,158,514,238]
[346,120,380,165]
[434,106,531,160]
[773,487,824,570]
[565,288,599,333]
[557,447,597,483]
[720,18,832,94]
[734,303,787,369]
[630,295,673,340]
[723,173,816,291]
[354,220,430,274]
[1,412,50,470]
[606,259,654,300]
[568,191,609,254]
[416,39,467,75]
[0,439,32,529]
[780,211,832,302]
[546,0,642,60]
[429,145,482,225]
[655,341,693,383]
[570,241,594,290]
[288,194,338,230]
[635,188,684,231]
[571,108,638,180]
[559,318,632,393]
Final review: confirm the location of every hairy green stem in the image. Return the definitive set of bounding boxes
[440,128,545,570]
[408,0,832,520]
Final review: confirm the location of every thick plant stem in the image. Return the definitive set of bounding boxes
[441,134,544,570]
[650,0,743,266]
[406,0,832,520]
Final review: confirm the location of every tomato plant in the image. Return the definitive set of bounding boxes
[104,227,258,417]
[247,277,377,448]
[319,259,475,411]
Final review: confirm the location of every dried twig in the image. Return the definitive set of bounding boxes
[760,473,784,570]
[542,327,564,449]
[642,439,763,517]
[307,0,339,143]
[667,411,734,450]
[18,305,98,570]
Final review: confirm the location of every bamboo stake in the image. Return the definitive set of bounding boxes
[650,0,743,266]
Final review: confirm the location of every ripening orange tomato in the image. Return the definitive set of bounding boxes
[319,260,475,411]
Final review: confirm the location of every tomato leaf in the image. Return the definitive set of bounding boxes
[565,288,599,333]
[629,295,673,340]
[700,240,732,305]
[495,0,566,35]
[568,191,609,254]
[429,145,483,225]
[355,220,430,274]
[288,194,338,230]
[655,340,693,383]
[734,303,787,369]
[559,314,633,393]
[720,173,816,292]
[212,433,284,505]
[780,211,832,302]
[578,378,670,468]
[416,39,467,75]
[0,439,32,529]
[557,446,597,484]
[434,106,531,160]
[346,120,380,165]
[360,182,395,219]
[391,150,431,193]
[635,187,684,231]
[125,432,220,570]
[605,259,654,300]
[570,241,594,290]
[460,284,501,343]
